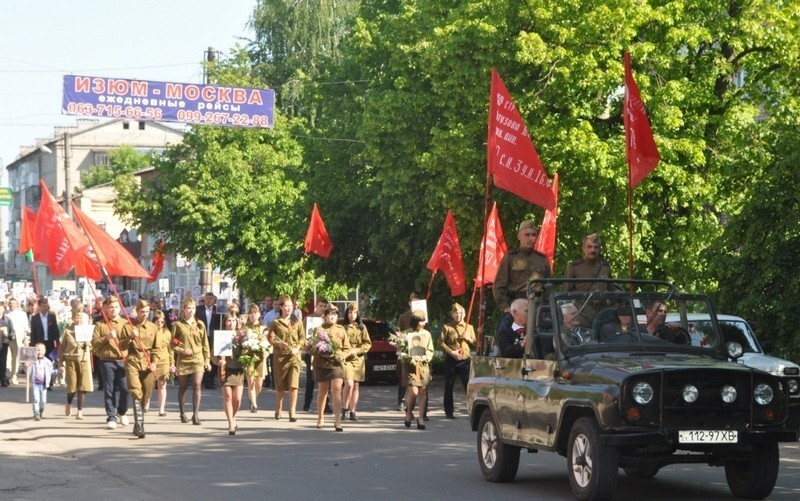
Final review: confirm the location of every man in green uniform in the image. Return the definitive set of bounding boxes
[562,233,613,292]
[493,220,551,335]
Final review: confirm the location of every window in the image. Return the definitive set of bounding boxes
[94,152,109,166]
[138,121,145,130]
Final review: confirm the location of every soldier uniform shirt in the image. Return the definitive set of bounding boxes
[439,321,477,361]
[562,258,613,292]
[493,248,551,311]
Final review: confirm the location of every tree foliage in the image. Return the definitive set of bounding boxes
[81,145,151,190]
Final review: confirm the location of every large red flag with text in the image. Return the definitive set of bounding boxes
[427,210,467,296]
[19,205,36,256]
[71,202,150,278]
[488,68,555,209]
[148,240,166,283]
[624,52,660,188]
[32,180,91,276]
[534,172,559,272]
[304,203,333,258]
[474,202,508,287]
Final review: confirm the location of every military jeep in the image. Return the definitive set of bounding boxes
[467,279,798,500]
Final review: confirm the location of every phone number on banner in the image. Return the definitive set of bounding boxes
[65,102,272,127]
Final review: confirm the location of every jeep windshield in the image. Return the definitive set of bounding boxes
[527,279,723,358]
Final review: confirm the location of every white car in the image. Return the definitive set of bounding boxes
[667,313,800,399]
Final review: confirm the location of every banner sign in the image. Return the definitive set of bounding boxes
[63,75,275,129]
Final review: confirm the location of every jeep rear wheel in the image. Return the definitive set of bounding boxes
[567,417,619,501]
[724,441,779,499]
[477,410,520,482]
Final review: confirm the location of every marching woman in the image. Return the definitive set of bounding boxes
[171,298,211,425]
[308,304,351,431]
[218,314,244,435]
[242,303,268,413]
[341,302,371,422]
[121,299,159,438]
[403,310,434,430]
[57,308,93,420]
[267,295,305,423]
[145,309,173,417]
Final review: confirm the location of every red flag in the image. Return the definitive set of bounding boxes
[19,205,36,255]
[32,181,91,276]
[426,210,467,296]
[474,202,508,287]
[148,240,166,283]
[71,202,151,278]
[75,248,103,281]
[304,203,333,258]
[624,52,660,188]
[534,172,559,272]
[488,68,555,209]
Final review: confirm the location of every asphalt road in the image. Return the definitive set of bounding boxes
[3,376,800,500]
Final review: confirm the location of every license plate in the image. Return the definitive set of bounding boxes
[678,430,738,443]
[374,364,396,371]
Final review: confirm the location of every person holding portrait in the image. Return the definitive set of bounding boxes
[403,310,434,430]
[267,294,305,423]
[172,297,211,425]
[57,308,93,420]
[218,313,244,435]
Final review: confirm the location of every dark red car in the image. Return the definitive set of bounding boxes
[362,319,398,383]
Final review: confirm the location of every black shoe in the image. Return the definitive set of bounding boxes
[192,415,201,425]
[335,427,343,432]
[289,417,297,423]
[180,413,188,423]
[341,408,348,420]
[274,411,281,420]
[404,420,411,428]
[229,429,236,435]
[349,412,358,422]
[417,420,426,430]
[302,404,310,412]
[445,414,456,419]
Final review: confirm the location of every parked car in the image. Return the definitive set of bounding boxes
[469,278,799,500]
[362,319,398,383]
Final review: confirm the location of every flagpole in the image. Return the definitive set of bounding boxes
[623,51,635,284]
[425,271,436,301]
[31,262,39,296]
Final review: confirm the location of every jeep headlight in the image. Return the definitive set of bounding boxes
[632,381,654,405]
[682,384,699,403]
[754,383,774,405]
[721,384,737,403]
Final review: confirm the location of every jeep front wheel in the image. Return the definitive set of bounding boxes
[477,410,520,482]
[567,417,619,500]
[724,441,779,499]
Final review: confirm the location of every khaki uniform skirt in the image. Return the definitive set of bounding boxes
[64,358,93,393]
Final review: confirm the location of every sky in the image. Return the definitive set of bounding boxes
[0,0,258,174]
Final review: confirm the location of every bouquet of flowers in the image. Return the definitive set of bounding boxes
[307,329,340,363]
[389,331,414,364]
[233,328,270,376]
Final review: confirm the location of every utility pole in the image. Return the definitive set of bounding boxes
[64,132,72,216]
[198,47,217,294]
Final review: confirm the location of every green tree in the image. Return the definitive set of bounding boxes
[80,145,151,190]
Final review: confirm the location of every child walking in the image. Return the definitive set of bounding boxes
[28,343,53,421]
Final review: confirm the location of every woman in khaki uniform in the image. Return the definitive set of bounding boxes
[145,309,173,417]
[171,298,210,425]
[242,303,268,413]
[403,310,434,430]
[219,314,244,435]
[121,300,159,438]
[308,304,351,431]
[57,308,93,420]
[267,294,304,423]
[342,302,371,422]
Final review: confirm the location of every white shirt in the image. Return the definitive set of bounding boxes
[39,312,49,341]
[7,308,29,337]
